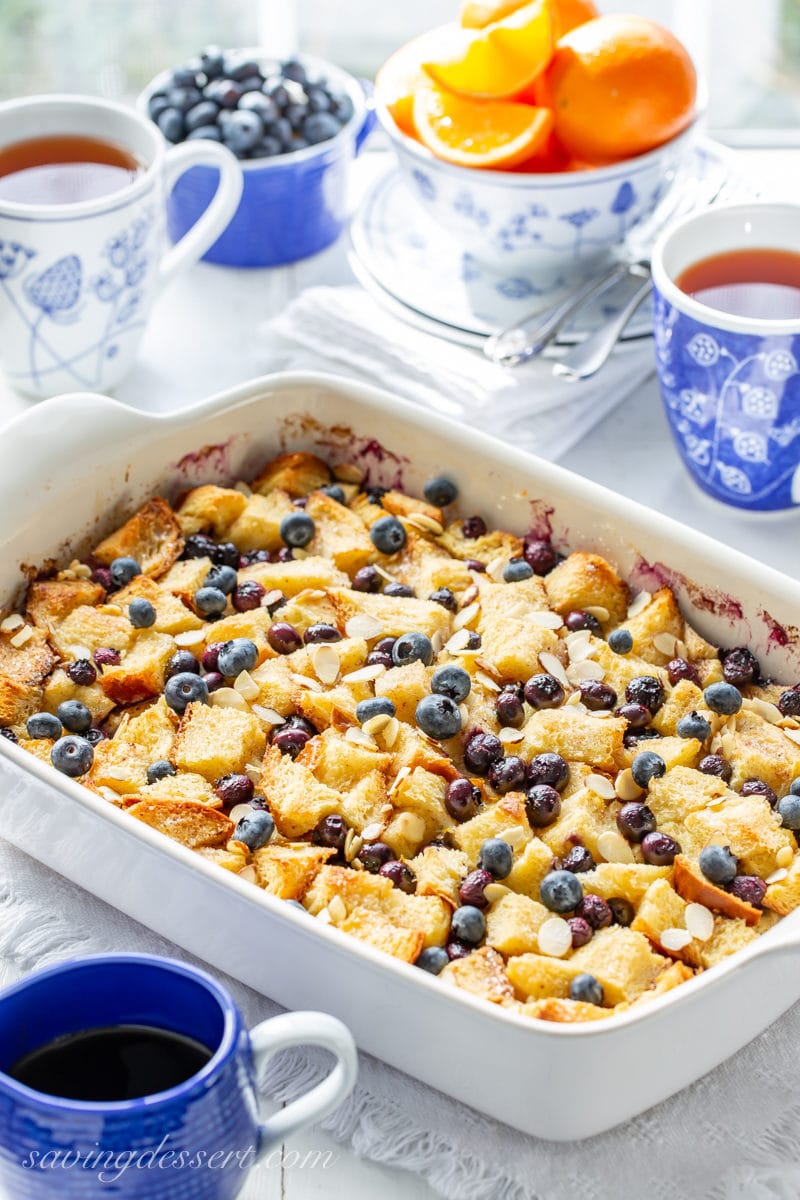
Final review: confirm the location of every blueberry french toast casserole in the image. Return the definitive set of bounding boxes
[3,451,800,1023]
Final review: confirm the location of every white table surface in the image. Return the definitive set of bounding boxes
[0,147,798,1200]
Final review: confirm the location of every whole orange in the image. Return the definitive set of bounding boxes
[540,15,697,164]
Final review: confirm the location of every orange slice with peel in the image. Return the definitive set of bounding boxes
[461,0,599,39]
[422,0,553,100]
[376,34,436,139]
[413,85,554,169]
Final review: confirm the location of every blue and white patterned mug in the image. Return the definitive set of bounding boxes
[0,95,243,400]
[0,954,358,1200]
[651,202,800,512]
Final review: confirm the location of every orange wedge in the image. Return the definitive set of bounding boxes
[376,34,434,139]
[422,0,553,100]
[413,86,554,169]
[461,0,599,38]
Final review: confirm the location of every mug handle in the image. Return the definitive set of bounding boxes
[249,1011,358,1154]
[157,141,244,288]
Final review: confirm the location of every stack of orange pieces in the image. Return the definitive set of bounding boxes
[376,0,697,173]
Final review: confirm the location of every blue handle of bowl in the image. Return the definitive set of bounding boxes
[355,78,377,154]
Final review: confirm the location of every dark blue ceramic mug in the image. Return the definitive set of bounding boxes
[0,955,357,1199]
[140,53,375,268]
[651,202,800,512]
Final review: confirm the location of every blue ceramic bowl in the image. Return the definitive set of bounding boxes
[140,53,374,268]
[651,202,800,513]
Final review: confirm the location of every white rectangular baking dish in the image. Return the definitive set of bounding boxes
[1,370,799,1142]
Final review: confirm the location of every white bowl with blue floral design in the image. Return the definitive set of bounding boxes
[651,202,800,513]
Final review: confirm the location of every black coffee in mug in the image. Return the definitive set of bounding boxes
[8,1024,212,1101]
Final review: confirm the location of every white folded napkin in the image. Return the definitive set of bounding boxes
[259,285,655,461]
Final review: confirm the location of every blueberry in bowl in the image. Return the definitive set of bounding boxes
[139,48,374,267]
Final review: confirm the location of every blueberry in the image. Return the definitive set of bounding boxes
[90,566,113,590]
[269,82,291,109]
[791,778,800,797]
[445,777,481,822]
[358,841,395,873]
[306,86,332,113]
[0,727,17,743]
[392,632,433,667]
[281,59,308,84]
[699,844,738,885]
[204,79,242,108]
[525,783,561,827]
[225,56,263,82]
[416,694,462,740]
[313,814,348,852]
[109,556,141,587]
[232,580,265,612]
[641,831,681,865]
[523,538,557,575]
[331,93,355,124]
[423,476,457,507]
[147,760,176,785]
[205,564,238,595]
[722,646,760,687]
[459,868,494,908]
[477,838,514,880]
[202,643,224,672]
[616,802,657,843]
[26,712,62,740]
[580,681,617,711]
[83,728,105,746]
[200,46,225,79]
[779,689,800,718]
[608,629,633,654]
[729,876,767,907]
[415,946,449,975]
[698,753,732,781]
[356,696,396,723]
[503,558,534,583]
[249,135,283,157]
[631,750,666,788]
[320,483,346,504]
[353,565,381,593]
[608,897,634,926]
[463,731,503,774]
[222,110,264,154]
[57,700,92,735]
[524,674,565,709]
[565,610,601,634]
[740,779,778,807]
[569,917,593,948]
[570,973,604,1006]
[495,688,525,729]
[625,675,665,714]
[446,941,472,961]
[182,533,216,560]
[623,726,662,749]
[166,85,202,112]
[170,66,200,88]
[51,735,93,777]
[487,755,526,794]
[576,895,614,931]
[214,774,254,806]
[527,752,569,791]
[218,638,259,676]
[128,597,156,628]
[194,586,227,616]
[379,861,416,894]
[156,107,184,143]
[147,94,170,121]
[303,111,342,144]
[370,516,407,555]
[234,810,275,852]
[539,870,583,913]
[461,516,487,539]
[304,623,342,644]
[272,116,294,149]
[185,100,220,132]
[562,846,595,873]
[280,512,316,549]
[285,102,309,131]
[676,712,712,741]
[272,724,311,758]
[94,647,120,667]
[617,702,651,729]
[383,582,415,598]
[429,587,457,612]
[704,682,743,716]
[667,657,701,686]
[778,793,800,829]
[239,76,267,96]
[431,665,471,703]
[165,672,209,713]
[450,905,486,945]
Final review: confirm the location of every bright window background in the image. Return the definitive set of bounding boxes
[1,0,799,140]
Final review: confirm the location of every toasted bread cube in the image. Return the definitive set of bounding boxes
[173,702,266,781]
[506,954,585,1001]
[248,656,298,718]
[290,637,368,684]
[375,660,432,724]
[684,794,793,877]
[382,810,429,859]
[569,927,665,1004]
[620,734,702,773]
[391,766,452,842]
[389,722,461,779]
[273,591,340,635]
[540,788,619,860]
[159,557,215,600]
[626,960,695,1007]
[576,863,671,906]
[337,770,388,832]
[128,798,233,848]
[383,531,473,596]
[93,497,183,578]
[251,451,332,497]
[16,737,56,766]
[520,998,611,1023]
[0,626,55,725]
[436,521,522,565]
[485,893,550,955]
[260,745,341,837]
[297,728,391,791]
[673,855,761,925]
[589,642,669,705]
[196,842,249,873]
[617,587,685,666]
[631,879,688,952]
[121,698,176,757]
[645,766,731,836]
[253,843,333,899]
[226,491,295,553]
[450,794,531,862]
[304,864,391,915]
[90,701,177,793]
[297,683,365,728]
[199,608,272,650]
[98,631,175,705]
[505,838,558,899]
[338,908,424,962]
[329,588,450,642]
[442,946,515,1005]
[305,491,374,576]
[239,557,350,595]
[520,708,626,773]
[408,845,469,905]
[651,679,720,737]
[26,578,105,630]
[682,916,759,969]
[43,667,115,723]
[115,576,203,636]
[479,618,563,683]
[475,575,549,626]
[136,771,219,807]
[388,890,451,947]
[49,605,132,660]
[544,552,628,627]
[380,490,443,526]
[764,854,800,915]
[175,485,247,537]
[723,710,800,797]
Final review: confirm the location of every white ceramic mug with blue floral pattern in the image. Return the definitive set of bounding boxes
[0,95,243,399]
[651,202,800,512]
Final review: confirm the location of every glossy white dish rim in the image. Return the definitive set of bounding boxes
[1,369,799,1043]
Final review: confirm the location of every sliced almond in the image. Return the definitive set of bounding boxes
[0,613,24,633]
[333,462,365,484]
[453,601,480,631]
[328,894,348,923]
[234,670,261,701]
[484,883,511,903]
[406,512,443,536]
[538,651,570,688]
[345,726,377,750]
[260,589,284,609]
[345,614,384,640]
[783,728,800,747]
[586,773,616,800]
[584,606,610,622]
[776,845,794,869]
[684,903,714,942]
[537,917,572,958]
[596,831,635,864]
[566,691,583,707]
[660,927,693,952]
[251,704,285,726]
[238,864,258,884]
[344,830,362,863]
[311,643,341,685]
[627,591,652,619]
[316,907,333,925]
[445,628,471,654]
[742,697,783,725]
[766,867,789,885]
[380,716,401,749]
[290,672,324,692]
[615,769,644,801]
[229,803,253,825]
[389,765,411,795]
[475,670,501,693]
[174,629,206,648]
[486,555,507,582]
[653,632,678,657]
[567,660,604,684]
[9,626,33,648]
[460,583,479,608]
[500,825,527,851]
[363,712,392,738]
[527,610,563,630]
[498,726,524,745]
[210,687,251,711]
[342,664,386,684]
[431,630,444,655]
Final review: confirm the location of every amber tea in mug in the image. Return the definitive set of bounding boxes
[675,247,800,321]
[0,134,144,205]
